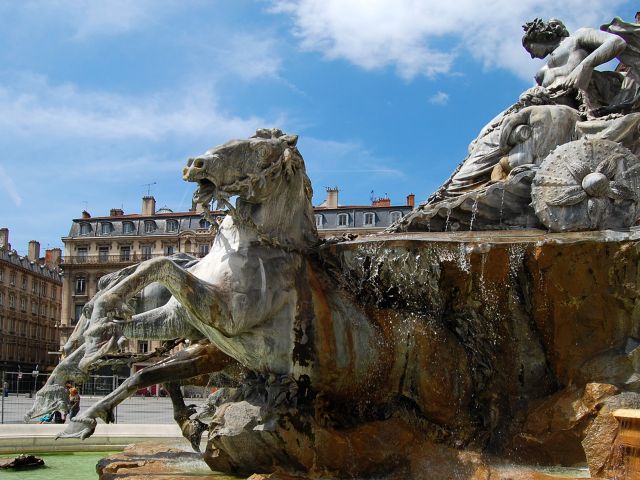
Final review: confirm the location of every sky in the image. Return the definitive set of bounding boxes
[0,0,638,255]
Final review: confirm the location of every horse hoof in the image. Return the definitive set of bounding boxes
[56,417,97,440]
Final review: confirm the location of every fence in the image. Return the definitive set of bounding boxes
[1,371,210,424]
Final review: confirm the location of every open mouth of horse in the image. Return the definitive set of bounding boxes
[193,178,217,206]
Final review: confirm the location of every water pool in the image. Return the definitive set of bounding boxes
[1,452,117,480]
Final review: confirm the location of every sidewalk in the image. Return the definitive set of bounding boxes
[0,423,184,453]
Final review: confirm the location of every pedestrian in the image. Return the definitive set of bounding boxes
[64,381,81,421]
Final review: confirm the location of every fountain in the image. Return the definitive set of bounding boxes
[27,12,640,480]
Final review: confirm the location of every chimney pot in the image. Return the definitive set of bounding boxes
[28,240,40,262]
[407,193,415,208]
[0,228,9,250]
[142,196,156,216]
[325,187,339,209]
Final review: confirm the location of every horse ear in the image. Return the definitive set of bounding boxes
[282,134,298,146]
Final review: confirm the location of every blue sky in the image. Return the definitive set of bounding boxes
[0,0,638,254]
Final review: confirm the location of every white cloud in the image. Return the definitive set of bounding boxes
[0,165,22,206]
[270,0,630,80]
[2,0,187,40]
[429,91,449,106]
[0,74,267,141]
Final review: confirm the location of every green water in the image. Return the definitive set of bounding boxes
[1,452,116,480]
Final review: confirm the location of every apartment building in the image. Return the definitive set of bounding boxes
[0,228,62,373]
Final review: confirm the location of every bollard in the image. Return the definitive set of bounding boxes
[1,371,5,424]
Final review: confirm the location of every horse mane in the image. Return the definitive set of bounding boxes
[213,129,319,252]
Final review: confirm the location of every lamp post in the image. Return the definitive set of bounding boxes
[30,364,39,398]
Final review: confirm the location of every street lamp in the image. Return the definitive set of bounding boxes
[30,365,39,398]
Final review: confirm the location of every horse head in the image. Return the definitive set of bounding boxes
[183,128,318,251]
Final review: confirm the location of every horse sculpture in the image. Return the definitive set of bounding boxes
[31,128,472,446]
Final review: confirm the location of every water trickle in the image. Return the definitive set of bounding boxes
[469,197,479,231]
[499,186,506,225]
[444,208,452,232]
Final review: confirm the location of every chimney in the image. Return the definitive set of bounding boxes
[110,208,124,217]
[45,248,62,268]
[407,193,415,208]
[0,228,10,250]
[28,240,40,261]
[142,196,156,216]
[81,210,91,219]
[325,187,339,209]
[372,197,391,207]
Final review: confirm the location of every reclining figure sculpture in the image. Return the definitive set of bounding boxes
[395,16,640,232]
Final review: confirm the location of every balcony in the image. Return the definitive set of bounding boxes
[62,253,164,265]
[62,251,208,265]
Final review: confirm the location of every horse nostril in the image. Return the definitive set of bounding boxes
[194,159,205,169]
[187,158,194,167]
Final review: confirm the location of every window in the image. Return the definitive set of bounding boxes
[363,212,375,226]
[99,246,109,262]
[198,244,209,257]
[77,247,88,263]
[75,276,86,294]
[32,280,37,293]
[138,341,149,353]
[40,304,46,316]
[40,283,47,296]
[315,215,323,228]
[123,221,135,234]
[21,275,27,290]
[101,222,113,235]
[32,302,37,314]
[144,221,156,233]
[199,219,211,229]
[338,213,349,227]
[390,211,403,223]
[51,287,56,300]
[73,304,84,325]
[166,220,179,233]
[9,272,15,285]
[79,223,91,235]
[120,246,131,261]
[9,293,15,308]
[0,292,3,305]
[166,245,175,255]
[20,297,26,311]
[141,245,152,260]
[0,269,3,282]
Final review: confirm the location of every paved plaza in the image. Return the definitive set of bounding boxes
[0,394,208,424]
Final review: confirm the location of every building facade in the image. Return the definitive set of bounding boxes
[314,188,414,238]
[0,228,62,374]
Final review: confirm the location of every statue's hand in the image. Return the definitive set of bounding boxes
[551,64,591,92]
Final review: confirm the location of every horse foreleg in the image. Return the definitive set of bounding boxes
[57,342,236,440]
[164,382,208,452]
[93,257,235,335]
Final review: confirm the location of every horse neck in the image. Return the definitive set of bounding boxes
[233,173,317,251]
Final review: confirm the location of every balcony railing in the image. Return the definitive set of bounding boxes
[62,251,208,265]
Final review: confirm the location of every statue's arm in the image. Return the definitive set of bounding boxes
[554,28,626,91]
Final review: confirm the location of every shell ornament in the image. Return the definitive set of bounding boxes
[531,139,640,231]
